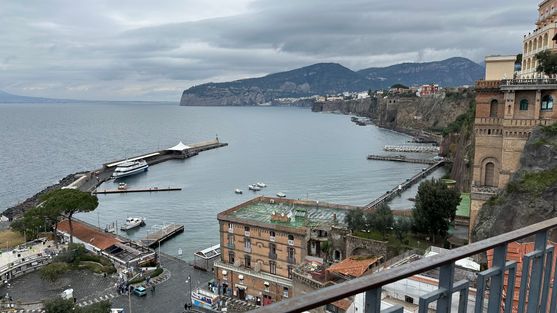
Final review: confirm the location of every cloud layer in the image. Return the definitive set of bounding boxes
[0,0,535,101]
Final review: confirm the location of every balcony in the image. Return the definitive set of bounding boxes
[253,217,557,313]
[270,236,276,242]
[475,80,500,90]
[500,78,557,91]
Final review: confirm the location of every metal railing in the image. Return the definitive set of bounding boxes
[501,78,557,86]
[253,217,557,313]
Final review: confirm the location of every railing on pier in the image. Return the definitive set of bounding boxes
[254,217,557,313]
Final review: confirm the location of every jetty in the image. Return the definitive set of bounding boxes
[367,155,438,165]
[67,138,228,193]
[141,224,184,247]
[384,145,440,153]
[364,160,445,210]
[93,187,182,195]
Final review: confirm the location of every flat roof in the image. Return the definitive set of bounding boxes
[221,197,351,229]
[456,193,470,217]
[485,55,516,62]
[105,152,160,167]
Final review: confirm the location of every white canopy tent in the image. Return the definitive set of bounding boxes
[166,141,191,151]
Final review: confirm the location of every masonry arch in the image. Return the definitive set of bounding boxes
[481,157,499,187]
[490,99,498,117]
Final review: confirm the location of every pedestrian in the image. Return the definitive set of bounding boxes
[151,285,155,294]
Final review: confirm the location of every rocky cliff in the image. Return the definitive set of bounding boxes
[472,126,557,241]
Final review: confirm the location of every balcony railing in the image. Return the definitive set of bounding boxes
[253,217,557,313]
[500,78,557,90]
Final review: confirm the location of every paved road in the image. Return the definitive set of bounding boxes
[110,254,213,313]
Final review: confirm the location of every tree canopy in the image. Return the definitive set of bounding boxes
[412,179,461,242]
[44,298,111,313]
[41,189,98,243]
[536,51,557,76]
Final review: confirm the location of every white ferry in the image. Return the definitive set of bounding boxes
[112,160,148,179]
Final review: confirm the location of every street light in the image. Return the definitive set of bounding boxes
[185,275,192,309]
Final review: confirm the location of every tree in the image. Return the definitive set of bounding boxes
[412,179,461,242]
[44,298,75,313]
[393,218,413,242]
[369,203,394,239]
[536,50,557,76]
[40,262,70,283]
[41,189,98,244]
[344,208,365,231]
[11,207,44,240]
[79,300,111,313]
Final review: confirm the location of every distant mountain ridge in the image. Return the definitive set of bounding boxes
[180,57,484,106]
[0,90,74,103]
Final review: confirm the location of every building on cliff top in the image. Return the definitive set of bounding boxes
[520,0,557,78]
[470,1,557,240]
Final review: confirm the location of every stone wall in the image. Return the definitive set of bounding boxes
[344,235,387,258]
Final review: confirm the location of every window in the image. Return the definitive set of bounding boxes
[405,296,414,304]
[484,162,495,187]
[519,99,528,111]
[244,238,251,251]
[244,254,251,268]
[287,247,295,262]
[269,231,275,241]
[228,251,235,264]
[288,266,293,279]
[490,100,498,117]
[244,226,250,232]
[270,261,276,274]
[227,233,234,247]
[283,287,289,298]
[542,95,554,110]
[288,234,294,240]
[270,243,276,254]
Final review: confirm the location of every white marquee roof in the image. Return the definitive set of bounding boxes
[167,141,191,151]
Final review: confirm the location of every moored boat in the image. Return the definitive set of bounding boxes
[120,217,145,231]
[118,182,128,190]
[256,182,267,188]
[112,159,148,179]
[248,184,261,191]
[276,192,286,198]
[235,189,243,194]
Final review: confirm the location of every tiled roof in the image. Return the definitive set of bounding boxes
[57,219,121,250]
[327,256,381,278]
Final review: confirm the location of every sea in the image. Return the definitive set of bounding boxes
[0,102,445,260]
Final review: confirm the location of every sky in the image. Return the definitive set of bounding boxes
[0,0,536,101]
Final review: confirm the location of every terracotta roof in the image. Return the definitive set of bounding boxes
[331,298,352,311]
[488,241,557,313]
[327,256,382,278]
[57,219,121,250]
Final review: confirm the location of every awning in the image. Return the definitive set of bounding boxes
[167,141,191,151]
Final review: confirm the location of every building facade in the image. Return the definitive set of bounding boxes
[520,0,557,78]
[214,196,353,307]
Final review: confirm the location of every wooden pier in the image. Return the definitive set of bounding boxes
[93,187,182,195]
[367,155,438,164]
[364,160,445,210]
[140,224,184,247]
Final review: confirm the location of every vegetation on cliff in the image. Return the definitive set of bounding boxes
[473,126,557,241]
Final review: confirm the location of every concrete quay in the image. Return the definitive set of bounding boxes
[367,154,438,164]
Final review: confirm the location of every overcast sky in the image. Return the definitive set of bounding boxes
[0,0,535,101]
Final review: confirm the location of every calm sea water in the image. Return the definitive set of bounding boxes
[0,102,444,260]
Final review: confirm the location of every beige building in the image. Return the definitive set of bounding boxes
[520,0,557,78]
[484,56,517,80]
[214,196,352,307]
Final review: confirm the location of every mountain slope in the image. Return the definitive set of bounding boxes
[357,57,484,89]
[180,58,484,106]
[0,90,73,103]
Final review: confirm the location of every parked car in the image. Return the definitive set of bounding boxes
[133,286,147,297]
[111,309,125,313]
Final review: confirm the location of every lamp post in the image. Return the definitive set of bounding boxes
[186,275,192,309]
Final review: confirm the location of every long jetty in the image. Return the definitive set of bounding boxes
[141,224,184,247]
[93,187,182,195]
[70,139,227,193]
[364,160,445,210]
[384,145,440,153]
[367,155,438,165]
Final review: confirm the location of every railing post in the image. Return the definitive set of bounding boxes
[365,288,381,313]
[526,230,548,313]
[487,244,507,313]
[436,263,455,313]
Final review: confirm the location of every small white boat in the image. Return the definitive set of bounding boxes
[112,159,148,179]
[104,222,116,233]
[235,189,243,194]
[249,184,261,191]
[256,182,267,188]
[118,183,128,190]
[120,217,145,231]
[276,192,286,198]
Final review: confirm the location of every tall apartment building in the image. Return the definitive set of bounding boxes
[521,0,557,78]
[214,196,352,307]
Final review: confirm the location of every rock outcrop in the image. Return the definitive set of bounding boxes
[472,126,557,241]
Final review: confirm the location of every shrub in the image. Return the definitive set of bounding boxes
[40,262,70,282]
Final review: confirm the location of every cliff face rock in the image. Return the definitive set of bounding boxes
[312,98,377,117]
[472,127,557,241]
[180,58,483,106]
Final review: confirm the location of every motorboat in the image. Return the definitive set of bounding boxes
[118,183,128,190]
[104,222,116,233]
[235,189,243,194]
[249,184,261,191]
[276,192,286,198]
[120,217,145,231]
[112,160,148,179]
[256,182,267,188]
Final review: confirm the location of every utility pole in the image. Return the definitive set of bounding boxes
[128,287,132,313]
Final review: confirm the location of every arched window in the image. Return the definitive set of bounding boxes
[333,250,341,261]
[519,99,529,110]
[538,36,543,49]
[490,100,498,117]
[544,33,549,47]
[542,95,554,110]
[484,162,495,187]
